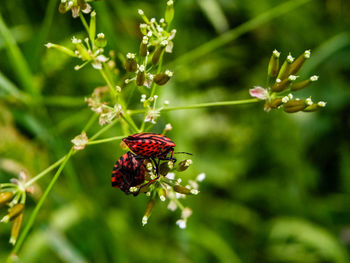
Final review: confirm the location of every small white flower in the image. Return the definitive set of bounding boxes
[317,101,326,107]
[97,33,105,38]
[138,9,144,15]
[176,219,187,229]
[165,123,172,131]
[310,75,319,81]
[287,53,294,63]
[150,18,156,23]
[167,0,174,6]
[249,86,268,100]
[147,31,153,37]
[175,192,185,199]
[288,93,293,99]
[142,216,148,226]
[167,172,175,180]
[71,131,88,150]
[126,53,135,59]
[282,96,289,103]
[306,97,313,105]
[196,173,206,182]
[167,201,177,211]
[160,18,165,23]
[181,207,192,219]
[190,189,199,195]
[144,109,160,124]
[160,40,168,46]
[272,49,280,57]
[304,50,311,58]
[160,195,166,202]
[129,187,138,193]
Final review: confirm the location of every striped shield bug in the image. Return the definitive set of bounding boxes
[122,133,176,161]
[111,152,146,196]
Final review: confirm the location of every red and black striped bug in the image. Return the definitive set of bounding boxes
[111,152,147,196]
[122,133,176,161]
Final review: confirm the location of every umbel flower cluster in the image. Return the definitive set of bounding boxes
[0,171,32,245]
[250,50,326,113]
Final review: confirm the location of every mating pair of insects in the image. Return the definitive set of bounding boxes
[111,133,191,196]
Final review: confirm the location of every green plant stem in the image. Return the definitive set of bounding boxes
[168,0,311,68]
[79,13,90,34]
[129,98,260,114]
[13,149,74,254]
[87,136,124,145]
[90,119,119,140]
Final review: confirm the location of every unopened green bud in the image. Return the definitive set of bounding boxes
[142,199,155,226]
[136,65,145,86]
[58,2,67,14]
[45,43,77,57]
[289,50,310,75]
[268,49,280,78]
[140,23,148,35]
[125,53,137,72]
[0,192,14,206]
[277,53,294,80]
[291,75,318,91]
[269,98,283,109]
[153,70,173,85]
[95,33,107,48]
[159,161,173,176]
[158,188,166,201]
[2,204,25,223]
[271,75,297,92]
[165,0,175,24]
[139,36,148,57]
[303,101,326,112]
[173,185,192,195]
[10,213,23,245]
[152,41,167,65]
[177,159,192,171]
[283,99,307,113]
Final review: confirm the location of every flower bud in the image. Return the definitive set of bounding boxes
[153,70,173,85]
[289,50,310,75]
[303,101,326,112]
[0,192,14,206]
[177,159,192,172]
[152,41,168,65]
[89,11,96,44]
[271,75,297,92]
[140,23,148,35]
[291,75,318,91]
[125,53,137,72]
[277,53,294,80]
[283,99,307,113]
[45,43,77,57]
[58,2,67,14]
[173,185,192,195]
[142,199,155,226]
[159,161,174,176]
[95,33,107,48]
[136,65,145,86]
[268,49,280,79]
[10,213,23,245]
[158,188,166,201]
[165,0,174,24]
[139,36,148,57]
[269,98,283,109]
[1,204,25,223]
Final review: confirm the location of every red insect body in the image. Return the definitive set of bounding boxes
[111,152,146,195]
[122,133,176,160]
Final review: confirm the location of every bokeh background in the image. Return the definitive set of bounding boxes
[1,0,350,262]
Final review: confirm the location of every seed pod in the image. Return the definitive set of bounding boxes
[177,159,192,172]
[58,2,67,14]
[95,33,107,48]
[89,11,96,44]
[159,161,173,176]
[268,50,280,79]
[1,203,25,223]
[0,192,14,206]
[10,213,23,245]
[269,98,283,109]
[158,188,166,201]
[136,65,145,86]
[283,99,307,113]
[142,199,155,226]
[125,53,137,72]
[277,53,294,80]
[173,185,192,195]
[165,0,175,24]
[154,70,173,85]
[139,37,148,57]
[289,50,310,75]
[291,75,318,91]
[152,40,168,65]
[271,75,297,92]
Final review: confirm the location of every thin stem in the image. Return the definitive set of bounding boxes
[13,148,74,254]
[83,113,98,131]
[90,119,119,140]
[122,115,139,133]
[87,136,124,145]
[129,98,260,114]
[25,155,66,187]
[79,13,90,34]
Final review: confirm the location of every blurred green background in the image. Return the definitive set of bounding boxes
[1,0,350,262]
